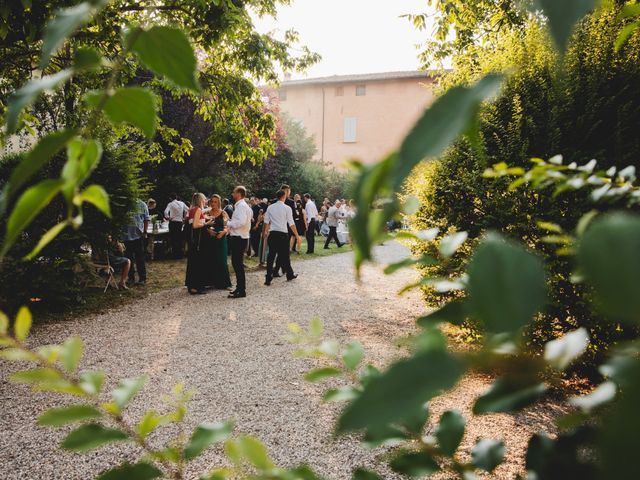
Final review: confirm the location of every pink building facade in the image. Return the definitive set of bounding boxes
[272,71,437,168]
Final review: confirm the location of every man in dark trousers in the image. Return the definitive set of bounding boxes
[164,193,188,258]
[303,193,318,254]
[263,189,302,286]
[227,186,252,298]
[324,200,345,249]
[122,198,150,286]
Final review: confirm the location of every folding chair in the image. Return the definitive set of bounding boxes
[91,249,115,293]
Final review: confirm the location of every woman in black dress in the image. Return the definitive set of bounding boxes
[203,195,232,289]
[292,193,307,253]
[185,193,212,294]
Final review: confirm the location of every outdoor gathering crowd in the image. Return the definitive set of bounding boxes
[105,184,356,298]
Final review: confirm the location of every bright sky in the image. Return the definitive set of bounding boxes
[253,0,432,80]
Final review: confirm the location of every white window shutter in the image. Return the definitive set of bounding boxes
[343,117,357,143]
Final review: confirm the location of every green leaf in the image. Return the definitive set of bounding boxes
[467,233,546,333]
[127,26,200,91]
[0,348,38,361]
[304,367,342,382]
[24,221,70,260]
[352,469,383,480]
[97,462,162,480]
[40,2,95,68]
[59,336,83,372]
[439,232,468,258]
[76,185,111,217]
[544,328,589,370]
[1,129,76,208]
[390,450,440,477]
[79,370,104,395]
[183,421,234,461]
[235,435,273,470]
[5,69,73,133]
[435,410,465,457]
[323,386,360,402]
[10,367,62,384]
[533,0,598,52]
[579,213,640,324]
[87,87,157,138]
[383,254,435,275]
[0,311,8,334]
[62,139,103,200]
[137,410,163,440]
[14,306,32,341]
[38,405,102,427]
[62,424,128,452]
[342,342,364,371]
[473,378,546,414]
[471,439,505,473]
[569,381,616,412]
[112,376,147,411]
[308,318,323,337]
[1,179,64,257]
[338,350,463,432]
[74,46,102,70]
[417,299,468,328]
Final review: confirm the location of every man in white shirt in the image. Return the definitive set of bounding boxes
[303,193,318,254]
[164,193,188,258]
[227,186,252,298]
[263,189,302,285]
[324,200,345,249]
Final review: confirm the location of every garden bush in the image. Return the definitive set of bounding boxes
[0,142,144,313]
[405,9,640,365]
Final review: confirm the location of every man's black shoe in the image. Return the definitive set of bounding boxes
[273,272,281,278]
[338,243,344,248]
[264,278,272,286]
[228,291,246,298]
[324,246,330,250]
[287,274,298,281]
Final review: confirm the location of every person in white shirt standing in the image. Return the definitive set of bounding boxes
[164,193,189,258]
[227,186,252,298]
[263,189,302,285]
[303,193,318,254]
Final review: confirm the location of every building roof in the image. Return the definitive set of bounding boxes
[279,70,440,87]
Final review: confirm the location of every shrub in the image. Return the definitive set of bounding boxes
[406,10,640,365]
[0,143,144,312]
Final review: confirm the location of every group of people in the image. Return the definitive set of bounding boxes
[104,184,355,297]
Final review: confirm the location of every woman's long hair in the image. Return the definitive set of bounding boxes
[191,192,206,208]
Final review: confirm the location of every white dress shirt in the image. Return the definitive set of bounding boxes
[164,200,188,222]
[264,200,295,234]
[227,199,252,239]
[305,200,318,224]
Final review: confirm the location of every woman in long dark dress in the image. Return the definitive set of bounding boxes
[203,194,232,289]
[292,194,307,253]
[185,193,212,294]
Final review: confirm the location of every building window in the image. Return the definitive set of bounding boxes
[278,88,287,101]
[343,117,357,143]
[356,84,366,96]
[335,86,344,96]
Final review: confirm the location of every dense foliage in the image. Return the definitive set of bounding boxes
[405,8,640,363]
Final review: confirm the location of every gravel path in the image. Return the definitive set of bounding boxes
[0,242,565,479]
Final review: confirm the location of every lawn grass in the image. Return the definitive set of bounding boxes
[40,234,352,322]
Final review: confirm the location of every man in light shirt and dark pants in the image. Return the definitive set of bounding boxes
[263,189,302,286]
[227,186,252,299]
[303,193,318,254]
[164,193,188,259]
